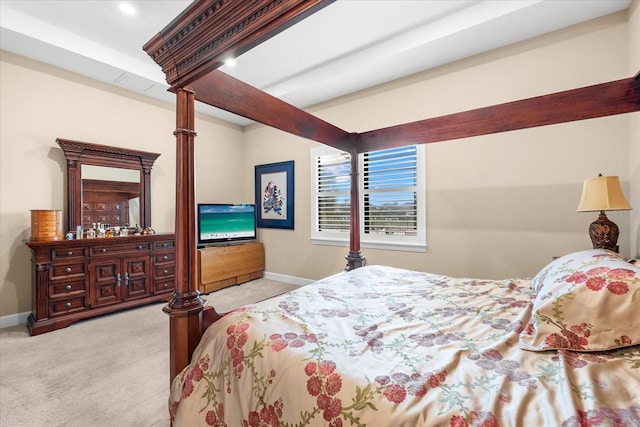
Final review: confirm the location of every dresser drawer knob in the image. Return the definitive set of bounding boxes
[65,267,72,273]
[163,255,169,260]
[66,284,72,290]
[67,251,73,256]
[163,269,169,274]
[163,283,169,288]
[137,245,144,250]
[101,248,107,253]
[65,302,72,308]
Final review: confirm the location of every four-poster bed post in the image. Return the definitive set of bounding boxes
[164,87,210,383]
[346,153,364,271]
[144,1,640,384]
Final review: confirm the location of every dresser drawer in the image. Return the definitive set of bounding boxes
[50,262,86,279]
[153,240,175,250]
[154,252,175,264]
[155,265,175,278]
[154,279,174,294]
[90,242,150,256]
[49,279,86,298]
[49,296,86,316]
[52,247,87,260]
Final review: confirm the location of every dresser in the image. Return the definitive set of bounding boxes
[25,233,175,335]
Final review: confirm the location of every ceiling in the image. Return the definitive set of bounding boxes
[0,0,632,126]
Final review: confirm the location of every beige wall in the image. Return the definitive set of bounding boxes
[1,8,638,320]
[629,0,640,258]
[244,10,638,281]
[0,52,245,318]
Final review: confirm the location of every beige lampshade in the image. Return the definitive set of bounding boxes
[576,175,632,212]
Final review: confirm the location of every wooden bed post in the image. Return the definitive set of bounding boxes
[163,86,206,384]
[346,152,365,270]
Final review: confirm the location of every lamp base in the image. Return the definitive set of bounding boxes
[588,211,619,253]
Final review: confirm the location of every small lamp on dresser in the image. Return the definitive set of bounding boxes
[576,174,632,253]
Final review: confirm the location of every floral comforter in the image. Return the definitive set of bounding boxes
[169,265,640,426]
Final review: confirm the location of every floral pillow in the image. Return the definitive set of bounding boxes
[520,249,640,352]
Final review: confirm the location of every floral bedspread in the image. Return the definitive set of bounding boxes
[169,265,640,426]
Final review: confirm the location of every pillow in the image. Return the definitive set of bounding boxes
[529,249,624,295]
[520,249,640,352]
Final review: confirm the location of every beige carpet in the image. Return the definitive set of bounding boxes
[0,278,298,427]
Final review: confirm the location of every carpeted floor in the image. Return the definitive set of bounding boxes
[0,278,298,427]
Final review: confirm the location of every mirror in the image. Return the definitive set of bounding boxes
[81,165,141,228]
[57,138,160,231]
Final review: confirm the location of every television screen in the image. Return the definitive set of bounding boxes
[197,204,256,246]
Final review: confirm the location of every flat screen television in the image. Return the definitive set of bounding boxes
[197,203,256,246]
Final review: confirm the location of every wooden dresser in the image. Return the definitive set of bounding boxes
[25,233,175,335]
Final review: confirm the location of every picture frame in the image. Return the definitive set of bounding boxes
[255,160,294,229]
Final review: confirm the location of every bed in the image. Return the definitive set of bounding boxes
[169,249,640,425]
[140,1,640,424]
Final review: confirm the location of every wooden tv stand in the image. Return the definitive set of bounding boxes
[197,242,265,294]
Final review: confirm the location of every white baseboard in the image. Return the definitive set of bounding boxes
[0,272,310,330]
[0,311,30,329]
[263,271,314,287]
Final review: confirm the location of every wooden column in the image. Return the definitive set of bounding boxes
[345,152,365,270]
[29,259,51,333]
[140,161,154,228]
[65,157,81,232]
[163,87,205,384]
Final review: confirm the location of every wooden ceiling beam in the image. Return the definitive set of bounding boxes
[357,76,640,153]
[143,0,333,88]
[190,70,355,150]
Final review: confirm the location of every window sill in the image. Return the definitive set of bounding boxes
[310,237,427,253]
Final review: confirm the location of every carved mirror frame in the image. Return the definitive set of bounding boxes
[56,138,160,230]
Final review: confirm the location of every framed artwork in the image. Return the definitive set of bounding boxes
[255,160,294,229]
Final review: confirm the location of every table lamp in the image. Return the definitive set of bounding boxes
[576,174,631,252]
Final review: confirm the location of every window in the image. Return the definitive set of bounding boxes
[311,144,425,252]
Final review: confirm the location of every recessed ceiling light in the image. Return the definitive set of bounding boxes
[224,58,236,67]
[119,3,136,15]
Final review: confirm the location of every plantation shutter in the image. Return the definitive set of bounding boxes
[311,144,424,251]
[316,151,351,233]
[363,146,418,237]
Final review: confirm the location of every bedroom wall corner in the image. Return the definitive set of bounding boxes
[628,0,640,258]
